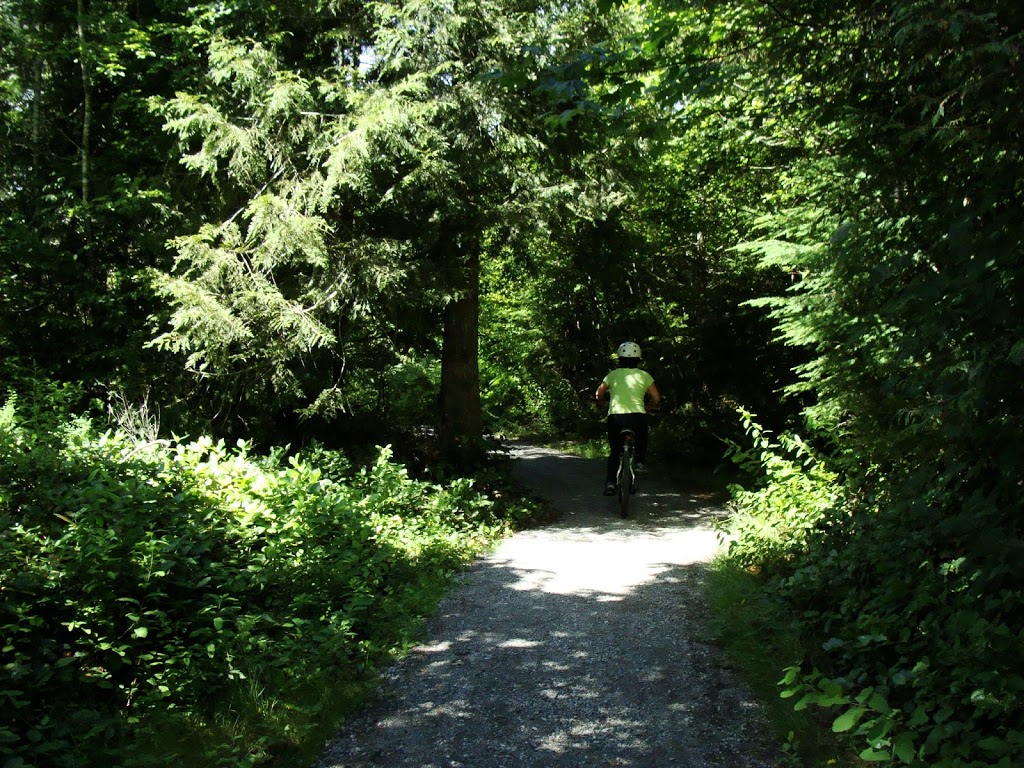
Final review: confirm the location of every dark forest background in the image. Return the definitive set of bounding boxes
[2,1,1021,766]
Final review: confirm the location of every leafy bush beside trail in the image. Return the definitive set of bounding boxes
[719,410,842,575]
[720,414,1023,768]
[0,396,524,767]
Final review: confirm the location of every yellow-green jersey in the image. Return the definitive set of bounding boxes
[602,368,654,415]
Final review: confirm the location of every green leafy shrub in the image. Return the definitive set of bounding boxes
[0,395,509,767]
[777,490,1024,768]
[722,410,1024,767]
[719,409,842,575]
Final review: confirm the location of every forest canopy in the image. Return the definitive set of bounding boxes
[1,0,1021,766]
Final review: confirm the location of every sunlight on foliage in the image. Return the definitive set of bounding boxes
[719,409,842,575]
[0,393,512,767]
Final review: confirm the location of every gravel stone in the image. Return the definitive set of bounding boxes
[316,444,783,768]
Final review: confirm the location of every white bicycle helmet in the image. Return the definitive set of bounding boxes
[616,341,641,358]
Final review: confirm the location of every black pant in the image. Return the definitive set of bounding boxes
[606,413,649,483]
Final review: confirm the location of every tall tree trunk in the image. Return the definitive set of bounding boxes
[76,0,91,207]
[30,53,44,215]
[439,245,483,469]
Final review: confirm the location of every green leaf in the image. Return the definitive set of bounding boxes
[833,707,867,733]
[1009,339,1024,365]
[778,666,800,686]
[893,732,916,764]
[859,748,890,762]
[977,736,1008,752]
[133,627,149,638]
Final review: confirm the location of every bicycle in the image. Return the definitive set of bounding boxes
[615,428,637,518]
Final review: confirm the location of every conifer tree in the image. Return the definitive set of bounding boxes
[154,0,581,457]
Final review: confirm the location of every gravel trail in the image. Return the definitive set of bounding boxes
[316,444,783,768]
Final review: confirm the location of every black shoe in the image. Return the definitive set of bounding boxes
[603,482,616,496]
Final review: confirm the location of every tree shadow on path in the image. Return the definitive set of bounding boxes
[508,443,731,535]
[316,445,782,768]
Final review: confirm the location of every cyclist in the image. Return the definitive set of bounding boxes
[595,341,661,496]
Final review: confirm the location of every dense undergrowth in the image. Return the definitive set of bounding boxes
[717,412,1023,768]
[0,391,544,768]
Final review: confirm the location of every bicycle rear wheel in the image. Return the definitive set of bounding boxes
[617,443,633,518]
